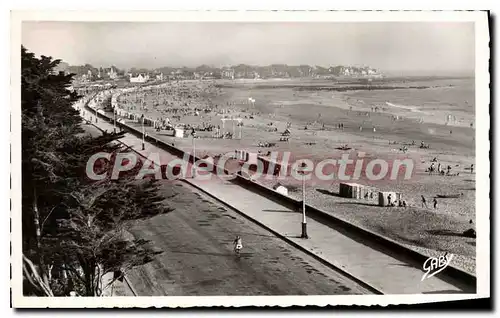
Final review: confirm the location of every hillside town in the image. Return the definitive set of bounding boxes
[60,63,383,83]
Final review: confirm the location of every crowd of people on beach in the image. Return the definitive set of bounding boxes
[111,80,474,227]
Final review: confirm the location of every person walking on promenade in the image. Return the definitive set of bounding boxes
[421,195,428,208]
[233,235,243,256]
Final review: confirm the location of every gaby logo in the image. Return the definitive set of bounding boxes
[421,253,454,281]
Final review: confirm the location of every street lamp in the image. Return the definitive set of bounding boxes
[298,162,309,239]
[141,114,145,150]
[95,100,98,123]
[113,107,117,134]
[191,128,197,178]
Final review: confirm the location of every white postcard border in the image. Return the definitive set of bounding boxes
[10,10,490,308]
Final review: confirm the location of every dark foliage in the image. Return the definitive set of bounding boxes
[21,46,173,296]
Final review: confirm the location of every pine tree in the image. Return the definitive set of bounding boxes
[21,46,174,296]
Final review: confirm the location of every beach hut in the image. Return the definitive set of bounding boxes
[273,184,289,196]
[338,183,377,200]
[339,183,364,199]
[378,191,403,207]
[174,127,185,138]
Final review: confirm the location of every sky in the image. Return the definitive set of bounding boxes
[21,22,475,74]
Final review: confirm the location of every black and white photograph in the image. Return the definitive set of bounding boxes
[10,10,490,308]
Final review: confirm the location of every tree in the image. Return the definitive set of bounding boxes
[21,46,173,296]
[22,46,83,295]
[53,147,172,296]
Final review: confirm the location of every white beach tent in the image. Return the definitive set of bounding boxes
[273,183,289,196]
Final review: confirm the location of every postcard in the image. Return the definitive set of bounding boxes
[11,10,490,308]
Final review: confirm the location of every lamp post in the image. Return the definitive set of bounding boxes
[141,114,145,150]
[113,107,117,134]
[191,128,197,178]
[95,100,98,123]
[298,162,308,239]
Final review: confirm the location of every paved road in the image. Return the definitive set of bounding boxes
[125,180,371,295]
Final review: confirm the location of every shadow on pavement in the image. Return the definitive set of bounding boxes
[230,231,277,238]
[169,250,254,258]
[388,263,417,268]
[422,290,468,294]
[262,209,295,213]
[427,229,466,237]
[285,235,309,239]
[169,250,234,257]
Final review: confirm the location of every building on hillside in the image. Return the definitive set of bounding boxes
[129,73,150,83]
[105,66,118,79]
[221,68,235,80]
[155,72,164,81]
[202,72,215,79]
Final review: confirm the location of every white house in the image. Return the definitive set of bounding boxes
[129,73,149,83]
[107,67,118,79]
[155,73,164,81]
[221,68,235,80]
